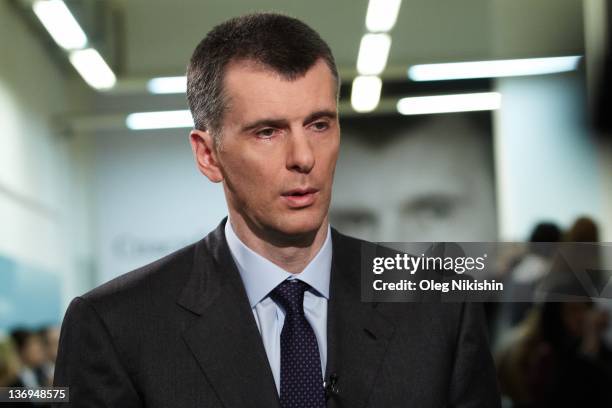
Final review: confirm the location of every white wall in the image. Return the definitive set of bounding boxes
[0,1,93,329]
[493,72,604,240]
[488,0,607,241]
[584,0,612,242]
[93,128,228,283]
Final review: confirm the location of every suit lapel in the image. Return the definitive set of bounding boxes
[177,220,281,408]
[325,229,396,408]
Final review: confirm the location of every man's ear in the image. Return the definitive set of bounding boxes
[189,129,224,183]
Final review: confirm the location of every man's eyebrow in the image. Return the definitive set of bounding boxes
[240,110,337,133]
[303,110,337,126]
[241,118,289,133]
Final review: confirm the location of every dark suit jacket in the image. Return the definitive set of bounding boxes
[53,218,500,407]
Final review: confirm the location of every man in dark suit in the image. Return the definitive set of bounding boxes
[53,13,500,407]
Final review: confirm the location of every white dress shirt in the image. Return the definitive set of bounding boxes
[224,219,332,393]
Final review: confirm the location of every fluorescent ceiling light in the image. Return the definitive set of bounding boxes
[147,76,187,94]
[351,75,382,113]
[126,110,194,130]
[397,92,501,115]
[366,0,402,32]
[408,56,582,81]
[69,48,116,90]
[357,33,391,75]
[33,0,87,50]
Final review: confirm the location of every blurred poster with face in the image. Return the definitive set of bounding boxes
[331,112,498,242]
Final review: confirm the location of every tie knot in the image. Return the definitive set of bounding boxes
[270,279,309,315]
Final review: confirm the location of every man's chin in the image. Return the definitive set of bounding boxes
[279,220,324,236]
[274,212,327,241]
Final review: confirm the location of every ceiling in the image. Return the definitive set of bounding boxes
[109,0,584,80]
[10,0,587,126]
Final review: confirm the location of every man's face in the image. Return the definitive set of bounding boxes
[214,59,340,238]
[331,115,497,242]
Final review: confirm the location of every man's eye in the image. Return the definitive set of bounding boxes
[256,128,276,138]
[311,121,329,131]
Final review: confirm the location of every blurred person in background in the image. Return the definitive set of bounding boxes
[498,222,562,330]
[566,216,600,242]
[38,326,59,384]
[571,216,612,348]
[0,337,22,387]
[0,337,38,408]
[537,216,603,302]
[565,216,604,291]
[10,329,51,388]
[496,299,612,407]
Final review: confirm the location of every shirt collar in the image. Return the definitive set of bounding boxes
[225,218,332,308]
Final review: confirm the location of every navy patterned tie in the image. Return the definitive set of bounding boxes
[270,280,326,408]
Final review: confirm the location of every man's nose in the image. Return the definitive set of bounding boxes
[286,130,315,173]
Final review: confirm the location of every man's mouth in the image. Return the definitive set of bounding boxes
[282,187,318,197]
[281,188,319,208]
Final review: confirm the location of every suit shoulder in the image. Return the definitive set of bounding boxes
[331,227,402,258]
[331,227,377,252]
[81,240,200,308]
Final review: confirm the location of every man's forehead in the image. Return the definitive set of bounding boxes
[221,58,338,123]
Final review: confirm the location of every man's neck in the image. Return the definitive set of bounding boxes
[227,213,329,274]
